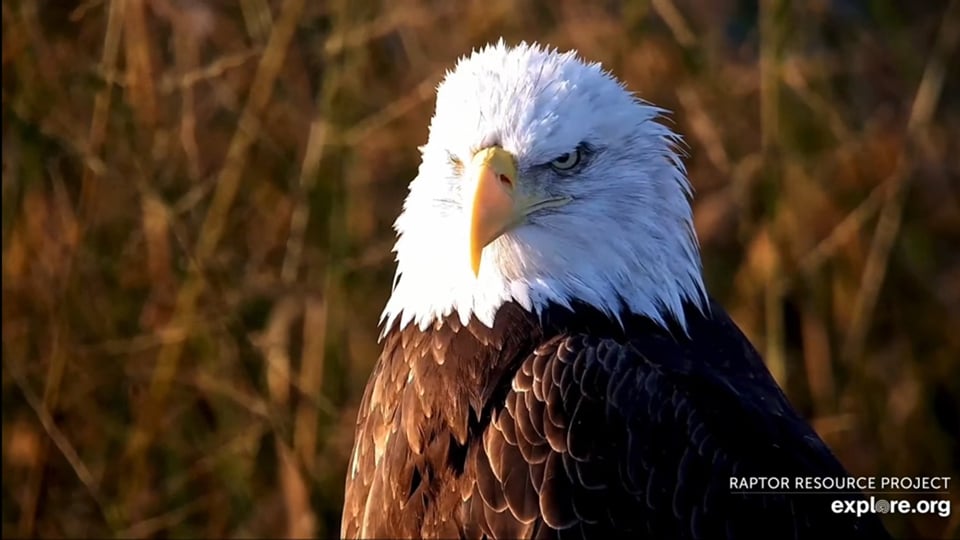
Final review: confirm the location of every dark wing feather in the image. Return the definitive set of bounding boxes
[468,330,893,539]
[343,302,892,539]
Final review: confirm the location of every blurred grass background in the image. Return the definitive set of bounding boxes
[2,0,959,538]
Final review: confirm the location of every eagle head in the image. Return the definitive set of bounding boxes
[381,40,707,335]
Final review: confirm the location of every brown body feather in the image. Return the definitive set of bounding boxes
[341,300,891,539]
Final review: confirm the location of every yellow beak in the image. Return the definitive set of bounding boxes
[468,147,519,276]
[467,147,570,276]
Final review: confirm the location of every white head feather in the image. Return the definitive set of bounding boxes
[381,40,708,335]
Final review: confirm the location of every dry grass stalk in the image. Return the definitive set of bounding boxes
[843,0,960,363]
[122,0,307,522]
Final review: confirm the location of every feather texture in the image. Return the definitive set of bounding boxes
[341,301,892,539]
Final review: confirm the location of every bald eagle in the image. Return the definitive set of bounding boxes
[341,41,891,539]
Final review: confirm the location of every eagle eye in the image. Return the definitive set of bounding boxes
[549,148,582,171]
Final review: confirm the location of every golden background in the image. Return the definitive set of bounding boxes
[3,0,959,538]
